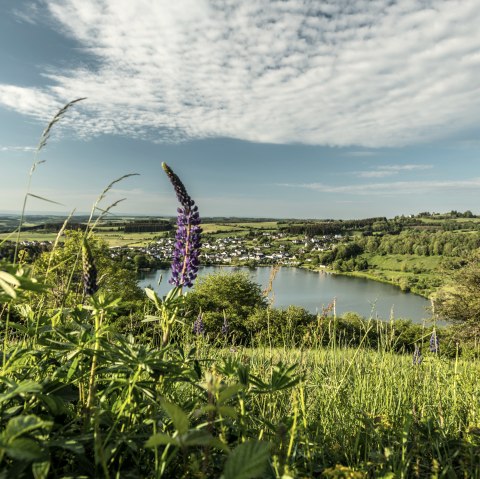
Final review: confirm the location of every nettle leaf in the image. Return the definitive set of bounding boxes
[222,440,270,479]
[160,398,189,434]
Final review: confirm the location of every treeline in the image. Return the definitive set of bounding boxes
[317,231,480,269]
[356,230,480,257]
[280,217,396,236]
[123,220,173,233]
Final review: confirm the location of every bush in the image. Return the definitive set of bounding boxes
[184,271,267,342]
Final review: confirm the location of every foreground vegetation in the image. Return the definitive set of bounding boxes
[2,101,480,478]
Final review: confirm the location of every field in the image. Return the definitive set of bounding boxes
[339,254,444,297]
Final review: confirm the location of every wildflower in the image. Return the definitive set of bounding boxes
[82,238,98,296]
[429,330,439,353]
[193,313,205,335]
[412,344,423,365]
[221,316,229,336]
[162,162,202,288]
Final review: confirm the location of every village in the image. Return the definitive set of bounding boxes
[111,230,345,268]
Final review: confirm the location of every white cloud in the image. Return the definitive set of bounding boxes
[356,164,433,178]
[1,0,480,147]
[281,178,480,195]
[0,145,36,152]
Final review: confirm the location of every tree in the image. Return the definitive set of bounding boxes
[184,271,267,341]
[435,254,480,332]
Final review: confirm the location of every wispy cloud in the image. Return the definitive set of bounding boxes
[1,0,480,147]
[0,145,36,152]
[356,164,433,178]
[280,178,480,195]
[12,3,41,25]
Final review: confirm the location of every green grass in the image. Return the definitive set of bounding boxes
[331,254,445,297]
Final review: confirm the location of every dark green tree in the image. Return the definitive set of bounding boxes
[435,254,480,332]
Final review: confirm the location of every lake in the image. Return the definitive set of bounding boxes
[139,266,431,322]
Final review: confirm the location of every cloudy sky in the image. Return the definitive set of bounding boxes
[1,0,480,218]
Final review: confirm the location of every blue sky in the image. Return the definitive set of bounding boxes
[1,0,480,219]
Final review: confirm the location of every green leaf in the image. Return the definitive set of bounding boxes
[48,439,84,455]
[0,277,17,298]
[218,384,244,404]
[0,381,42,405]
[32,461,50,479]
[145,288,160,307]
[0,271,20,287]
[222,441,270,479]
[145,433,177,448]
[180,429,214,447]
[3,438,45,461]
[160,399,189,435]
[142,315,161,323]
[5,415,52,441]
[38,394,67,417]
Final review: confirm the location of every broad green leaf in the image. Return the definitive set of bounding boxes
[180,429,215,447]
[0,271,20,287]
[5,415,52,441]
[3,438,44,461]
[160,398,189,435]
[0,277,16,298]
[222,441,270,479]
[38,394,67,417]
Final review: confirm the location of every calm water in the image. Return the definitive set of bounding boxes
[139,266,430,322]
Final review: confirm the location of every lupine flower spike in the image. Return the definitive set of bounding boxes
[82,238,98,296]
[193,313,205,335]
[413,344,423,365]
[162,162,202,288]
[429,330,439,353]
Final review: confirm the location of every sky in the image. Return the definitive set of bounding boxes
[1,0,480,219]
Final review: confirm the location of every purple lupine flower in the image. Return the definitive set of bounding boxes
[162,162,202,288]
[82,239,98,296]
[221,316,229,336]
[193,313,205,335]
[429,330,439,353]
[413,344,423,365]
